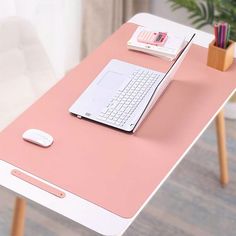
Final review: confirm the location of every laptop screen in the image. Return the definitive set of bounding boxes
[133,33,196,132]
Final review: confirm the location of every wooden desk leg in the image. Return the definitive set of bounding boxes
[11,197,26,236]
[215,110,229,186]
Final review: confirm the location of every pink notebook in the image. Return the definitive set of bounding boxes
[0,23,235,218]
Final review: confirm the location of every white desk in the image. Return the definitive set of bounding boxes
[0,13,235,236]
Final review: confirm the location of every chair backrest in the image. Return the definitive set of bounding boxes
[0,17,56,130]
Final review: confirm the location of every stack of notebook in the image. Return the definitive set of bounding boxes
[127,26,186,61]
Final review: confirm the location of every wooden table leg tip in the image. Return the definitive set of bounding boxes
[220,180,229,187]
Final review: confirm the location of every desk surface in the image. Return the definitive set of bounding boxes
[0,13,236,236]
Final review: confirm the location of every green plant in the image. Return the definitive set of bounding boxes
[169,0,236,40]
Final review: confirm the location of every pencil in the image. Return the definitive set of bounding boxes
[221,23,225,48]
[223,23,227,49]
[222,23,226,49]
[226,24,231,47]
[214,23,218,46]
[218,24,222,48]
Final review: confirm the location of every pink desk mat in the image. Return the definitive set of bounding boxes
[0,23,235,218]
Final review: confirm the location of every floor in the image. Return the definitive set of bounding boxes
[0,119,236,236]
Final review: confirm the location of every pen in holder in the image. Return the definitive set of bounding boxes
[207,40,235,71]
[207,22,235,71]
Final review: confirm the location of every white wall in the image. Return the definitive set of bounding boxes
[151,0,213,34]
[0,0,82,79]
[64,1,82,72]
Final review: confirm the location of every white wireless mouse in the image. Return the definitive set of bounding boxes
[22,129,54,147]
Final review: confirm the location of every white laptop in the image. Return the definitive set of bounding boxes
[69,34,195,133]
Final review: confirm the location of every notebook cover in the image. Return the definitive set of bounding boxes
[0,22,235,218]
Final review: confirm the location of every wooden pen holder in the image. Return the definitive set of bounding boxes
[207,40,235,71]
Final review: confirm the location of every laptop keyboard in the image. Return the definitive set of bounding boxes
[97,69,161,127]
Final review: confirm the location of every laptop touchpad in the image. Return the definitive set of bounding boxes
[97,71,126,90]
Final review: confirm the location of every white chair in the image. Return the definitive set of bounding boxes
[0,16,57,236]
[0,16,57,131]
